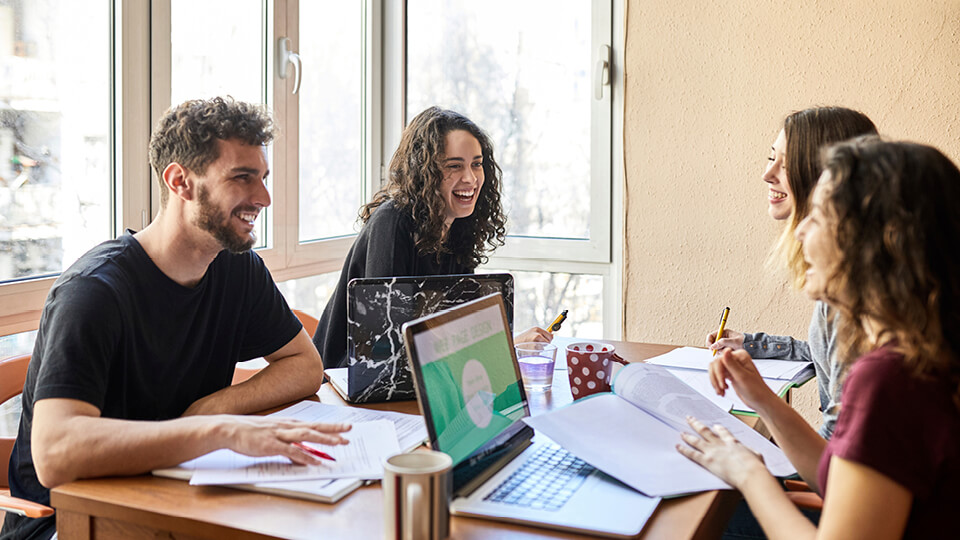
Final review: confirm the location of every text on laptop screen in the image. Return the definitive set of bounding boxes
[412,303,526,465]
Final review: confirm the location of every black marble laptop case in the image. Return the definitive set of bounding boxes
[345,273,514,402]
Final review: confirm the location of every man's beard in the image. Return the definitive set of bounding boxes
[195,185,256,254]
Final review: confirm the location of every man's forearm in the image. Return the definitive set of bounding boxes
[184,354,323,416]
[34,409,226,487]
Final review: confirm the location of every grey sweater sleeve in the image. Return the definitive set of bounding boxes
[743,302,842,440]
[741,332,812,361]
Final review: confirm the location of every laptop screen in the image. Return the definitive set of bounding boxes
[345,273,514,402]
[405,294,529,466]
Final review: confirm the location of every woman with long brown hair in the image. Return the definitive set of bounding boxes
[683,138,960,538]
[707,107,877,438]
[314,107,549,369]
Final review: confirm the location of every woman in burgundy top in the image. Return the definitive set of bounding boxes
[678,138,960,539]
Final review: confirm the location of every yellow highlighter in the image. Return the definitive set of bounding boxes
[548,310,568,333]
[712,307,730,357]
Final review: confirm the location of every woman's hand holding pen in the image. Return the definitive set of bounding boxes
[514,309,568,344]
[705,328,746,353]
[515,326,553,344]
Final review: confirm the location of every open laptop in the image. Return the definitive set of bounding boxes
[402,293,659,538]
[325,273,514,403]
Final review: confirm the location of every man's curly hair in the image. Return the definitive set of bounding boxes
[820,138,960,410]
[148,96,274,207]
[361,106,506,268]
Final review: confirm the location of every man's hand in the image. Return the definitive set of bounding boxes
[32,398,352,488]
[214,416,351,466]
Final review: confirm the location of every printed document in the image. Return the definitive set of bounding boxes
[267,400,428,451]
[187,420,399,485]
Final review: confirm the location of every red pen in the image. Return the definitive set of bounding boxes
[293,441,337,462]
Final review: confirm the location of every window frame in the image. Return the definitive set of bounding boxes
[0,0,153,336]
[0,0,624,341]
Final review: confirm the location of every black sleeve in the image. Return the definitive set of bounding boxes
[239,253,302,360]
[362,204,417,277]
[33,276,122,410]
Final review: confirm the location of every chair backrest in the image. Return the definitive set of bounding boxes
[0,354,30,490]
[292,309,319,337]
[231,309,320,386]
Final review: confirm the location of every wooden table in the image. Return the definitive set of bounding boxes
[51,341,745,540]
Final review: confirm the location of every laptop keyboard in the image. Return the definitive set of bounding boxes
[482,443,593,511]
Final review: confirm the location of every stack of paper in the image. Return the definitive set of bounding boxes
[645,347,815,413]
[153,401,428,503]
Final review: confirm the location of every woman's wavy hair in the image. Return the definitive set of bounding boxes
[361,107,506,268]
[819,138,960,409]
[770,107,877,289]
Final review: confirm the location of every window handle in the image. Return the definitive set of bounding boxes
[594,44,611,100]
[277,37,302,95]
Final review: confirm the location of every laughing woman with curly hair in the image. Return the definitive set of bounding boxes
[313,107,550,369]
[681,138,960,538]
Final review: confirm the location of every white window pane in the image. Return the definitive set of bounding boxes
[486,269,604,338]
[407,0,592,240]
[170,0,267,248]
[0,1,111,282]
[170,0,264,105]
[297,1,364,242]
[277,270,340,320]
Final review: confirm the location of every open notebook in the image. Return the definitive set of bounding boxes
[645,346,815,414]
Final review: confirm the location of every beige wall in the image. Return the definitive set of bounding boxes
[622,0,960,421]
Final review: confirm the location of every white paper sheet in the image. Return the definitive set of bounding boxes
[267,400,427,451]
[663,368,793,413]
[187,420,399,485]
[646,346,811,380]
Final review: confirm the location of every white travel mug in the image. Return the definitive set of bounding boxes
[383,450,452,540]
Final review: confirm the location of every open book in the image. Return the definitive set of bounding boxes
[153,400,428,503]
[524,362,796,497]
[646,347,815,414]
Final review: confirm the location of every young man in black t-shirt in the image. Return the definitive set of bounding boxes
[2,97,350,540]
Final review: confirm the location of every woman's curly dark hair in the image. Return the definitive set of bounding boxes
[819,138,960,409]
[361,107,506,268]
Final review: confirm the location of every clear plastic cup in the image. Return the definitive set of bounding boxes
[514,342,558,392]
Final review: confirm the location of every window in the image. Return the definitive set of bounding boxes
[296,1,364,243]
[0,0,623,340]
[406,0,616,336]
[0,0,111,294]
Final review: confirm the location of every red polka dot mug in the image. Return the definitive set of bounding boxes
[565,341,628,399]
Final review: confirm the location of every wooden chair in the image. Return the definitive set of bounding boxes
[0,354,55,521]
[784,479,823,510]
[231,309,321,385]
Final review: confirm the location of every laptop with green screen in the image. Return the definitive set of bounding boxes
[402,293,659,538]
